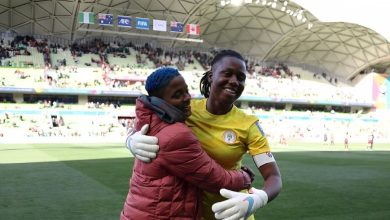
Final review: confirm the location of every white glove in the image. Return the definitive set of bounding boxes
[212,188,268,220]
[126,124,159,163]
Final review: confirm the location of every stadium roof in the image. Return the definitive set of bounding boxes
[1,0,390,81]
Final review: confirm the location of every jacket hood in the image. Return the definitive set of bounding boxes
[134,95,186,134]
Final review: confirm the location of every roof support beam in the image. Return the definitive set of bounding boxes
[70,0,81,42]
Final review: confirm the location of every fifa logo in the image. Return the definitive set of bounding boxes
[138,21,147,26]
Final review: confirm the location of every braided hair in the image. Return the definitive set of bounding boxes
[199,49,246,98]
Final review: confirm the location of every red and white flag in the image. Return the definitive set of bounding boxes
[186,23,200,35]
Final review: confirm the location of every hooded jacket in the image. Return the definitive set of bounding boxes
[120,97,251,220]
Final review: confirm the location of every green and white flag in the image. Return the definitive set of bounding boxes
[79,12,94,24]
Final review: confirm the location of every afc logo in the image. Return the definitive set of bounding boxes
[119,19,130,25]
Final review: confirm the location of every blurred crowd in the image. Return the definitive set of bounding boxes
[1,104,388,144]
[0,35,386,144]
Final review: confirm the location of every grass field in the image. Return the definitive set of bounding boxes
[1,143,390,220]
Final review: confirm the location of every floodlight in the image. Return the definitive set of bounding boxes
[281,1,288,11]
[271,0,277,8]
[231,0,242,6]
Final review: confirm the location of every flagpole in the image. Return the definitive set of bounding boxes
[77,28,203,43]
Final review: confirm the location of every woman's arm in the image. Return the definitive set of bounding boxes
[258,161,282,202]
[159,126,252,193]
[211,154,282,220]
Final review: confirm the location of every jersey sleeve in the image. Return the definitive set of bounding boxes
[246,120,271,156]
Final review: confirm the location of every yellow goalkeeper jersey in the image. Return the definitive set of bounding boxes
[186,99,271,220]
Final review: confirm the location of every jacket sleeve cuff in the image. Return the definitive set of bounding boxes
[240,170,252,189]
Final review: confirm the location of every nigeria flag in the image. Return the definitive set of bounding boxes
[79,12,94,24]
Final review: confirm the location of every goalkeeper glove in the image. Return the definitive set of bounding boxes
[212,188,268,220]
[126,124,159,163]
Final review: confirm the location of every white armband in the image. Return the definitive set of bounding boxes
[252,152,275,168]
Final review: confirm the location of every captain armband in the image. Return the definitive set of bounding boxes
[252,152,275,168]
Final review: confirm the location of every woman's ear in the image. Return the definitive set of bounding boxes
[207,70,213,82]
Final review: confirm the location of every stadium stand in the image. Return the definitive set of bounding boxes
[0,41,388,144]
[0,0,389,144]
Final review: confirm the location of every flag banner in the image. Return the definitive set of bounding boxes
[98,13,113,26]
[186,23,200,35]
[79,12,94,24]
[170,21,184,33]
[136,17,150,30]
[153,19,167,32]
[117,15,132,28]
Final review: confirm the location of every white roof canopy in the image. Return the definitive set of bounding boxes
[1,0,389,80]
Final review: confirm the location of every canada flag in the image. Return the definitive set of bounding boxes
[186,23,200,35]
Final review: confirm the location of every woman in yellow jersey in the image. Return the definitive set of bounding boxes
[127,50,282,220]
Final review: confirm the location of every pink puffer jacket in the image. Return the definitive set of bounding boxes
[120,100,251,220]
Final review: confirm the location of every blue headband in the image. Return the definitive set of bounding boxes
[145,67,180,95]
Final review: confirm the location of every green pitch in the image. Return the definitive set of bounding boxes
[0,143,389,220]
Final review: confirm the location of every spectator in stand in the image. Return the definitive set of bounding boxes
[344,132,350,151]
[330,132,335,146]
[367,133,374,151]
